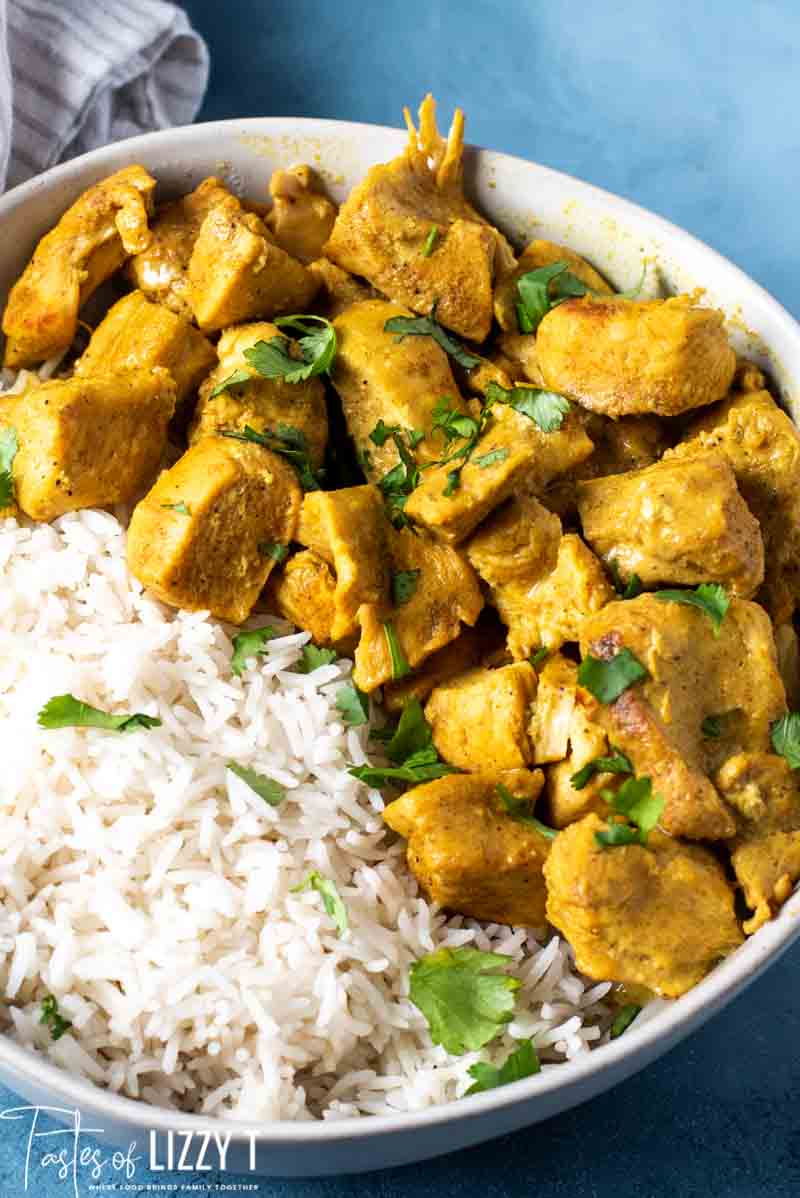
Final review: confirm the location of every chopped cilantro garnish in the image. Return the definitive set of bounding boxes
[383,621,411,680]
[577,648,648,703]
[0,426,19,507]
[391,569,421,606]
[209,368,251,398]
[221,315,336,387]
[230,626,277,676]
[529,648,550,668]
[349,698,455,787]
[37,695,161,733]
[428,397,496,495]
[292,871,348,936]
[495,783,558,839]
[610,1003,642,1038]
[701,714,723,739]
[516,261,588,332]
[384,305,480,369]
[595,775,664,849]
[608,559,643,599]
[466,1039,541,1094]
[371,422,424,528]
[571,747,633,790]
[222,423,322,491]
[408,946,520,1055]
[484,381,571,433]
[654,583,730,637]
[260,541,289,562]
[473,447,509,468]
[40,994,72,1041]
[298,644,338,673]
[227,761,284,806]
[421,226,439,257]
[771,712,800,769]
[335,682,370,727]
[161,501,191,515]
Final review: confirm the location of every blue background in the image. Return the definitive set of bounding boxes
[2,0,799,1195]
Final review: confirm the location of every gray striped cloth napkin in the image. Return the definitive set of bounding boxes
[0,0,209,191]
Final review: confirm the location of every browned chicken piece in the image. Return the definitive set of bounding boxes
[493,238,613,333]
[494,332,545,385]
[331,299,469,478]
[265,165,338,263]
[667,389,800,624]
[716,752,800,933]
[544,814,743,998]
[546,699,614,830]
[382,625,485,714]
[384,769,551,926]
[5,370,175,521]
[295,486,389,640]
[486,532,614,661]
[536,295,736,418]
[3,165,156,368]
[775,624,800,710]
[187,194,318,332]
[128,176,232,318]
[425,663,537,772]
[405,404,594,545]
[266,549,356,654]
[466,493,562,587]
[127,437,301,624]
[324,94,514,342]
[543,412,667,518]
[353,526,483,692]
[580,595,787,840]
[577,451,765,598]
[189,321,328,466]
[307,257,377,318]
[75,291,216,406]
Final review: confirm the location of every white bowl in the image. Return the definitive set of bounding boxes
[0,117,798,1179]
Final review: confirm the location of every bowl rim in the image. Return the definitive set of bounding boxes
[1,114,799,1144]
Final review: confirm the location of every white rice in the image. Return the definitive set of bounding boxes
[0,505,622,1120]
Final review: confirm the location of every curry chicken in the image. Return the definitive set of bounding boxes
[3,96,800,1008]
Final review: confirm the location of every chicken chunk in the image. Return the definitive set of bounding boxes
[189,321,328,467]
[307,257,377,319]
[425,663,537,772]
[546,699,613,829]
[187,194,318,332]
[667,389,800,623]
[353,527,483,692]
[577,451,765,597]
[544,814,743,998]
[382,625,485,714]
[295,486,389,640]
[405,404,594,545]
[493,238,613,333]
[494,332,545,385]
[536,295,736,418]
[3,165,156,368]
[330,299,469,478]
[715,753,800,934]
[266,549,355,653]
[579,596,787,839]
[384,770,551,926]
[265,165,337,263]
[324,95,514,342]
[6,369,175,521]
[75,291,215,406]
[127,437,301,624]
[128,176,232,318]
[528,653,579,764]
[466,493,562,589]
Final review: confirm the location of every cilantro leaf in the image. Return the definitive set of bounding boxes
[391,569,421,606]
[209,368,251,398]
[610,1003,642,1039]
[409,946,520,1055]
[577,648,648,703]
[595,775,664,849]
[701,714,723,739]
[571,747,633,790]
[484,381,570,433]
[771,712,800,769]
[226,761,285,806]
[230,626,277,676]
[335,682,370,727]
[421,226,439,257]
[383,621,411,679]
[260,541,289,562]
[298,644,338,673]
[431,400,480,443]
[349,698,456,787]
[348,761,455,786]
[240,315,336,385]
[0,426,18,507]
[40,994,72,1041]
[473,447,509,469]
[495,784,558,839]
[529,648,550,668]
[37,694,161,733]
[383,698,432,763]
[222,424,322,491]
[465,1039,541,1095]
[292,871,348,935]
[427,397,497,495]
[516,262,575,331]
[654,583,730,637]
[371,422,424,528]
[595,820,641,847]
[383,307,480,370]
[608,559,642,599]
[160,501,191,515]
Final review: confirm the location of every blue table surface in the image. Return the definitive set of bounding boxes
[3,1,800,1195]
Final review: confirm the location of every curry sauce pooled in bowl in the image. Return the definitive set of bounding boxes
[0,94,799,1121]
